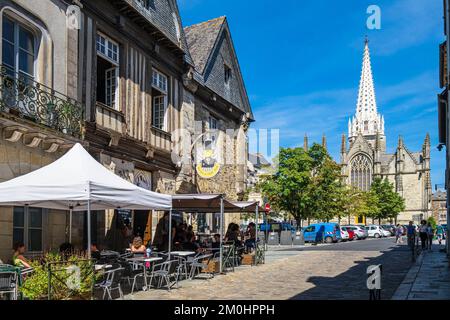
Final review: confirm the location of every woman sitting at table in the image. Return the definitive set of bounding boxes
[225,223,242,247]
[12,242,31,269]
[244,223,256,253]
[130,236,146,254]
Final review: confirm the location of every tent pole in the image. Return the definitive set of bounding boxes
[168,209,172,260]
[255,206,259,266]
[69,208,73,244]
[87,200,91,258]
[219,196,224,274]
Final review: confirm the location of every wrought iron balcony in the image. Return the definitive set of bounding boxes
[0,65,84,138]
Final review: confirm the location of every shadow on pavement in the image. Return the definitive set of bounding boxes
[289,243,413,300]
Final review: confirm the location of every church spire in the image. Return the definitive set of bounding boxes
[322,134,327,150]
[349,39,385,141]
[303,134,308,151]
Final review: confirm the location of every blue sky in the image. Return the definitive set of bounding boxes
[178,0,444,187]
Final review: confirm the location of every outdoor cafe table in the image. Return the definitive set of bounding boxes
[170,251,196,257]
[125,256,163,291]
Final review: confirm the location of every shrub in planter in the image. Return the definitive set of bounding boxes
[20,252,96,300]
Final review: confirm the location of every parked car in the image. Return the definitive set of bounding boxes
[379,226,392,237]
[365,225,385,238]
[381,224,395,236]
[341,225,368,240]
[303,223,342,243]
[340,228,350,241]
[340,226,355,240]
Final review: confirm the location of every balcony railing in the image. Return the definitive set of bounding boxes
[0,65,84,138]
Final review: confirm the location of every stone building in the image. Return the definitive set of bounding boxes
[438,0,450,256]
[340,40,432,225]
[431,190,447,225]
[0,0,253,260]
[0,0,84,261]
[180,16,253,231]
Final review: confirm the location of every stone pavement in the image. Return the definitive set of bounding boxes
[126,238,411,300]
[392,242,450,300]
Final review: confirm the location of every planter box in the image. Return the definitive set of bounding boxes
[201,259,220,273]
[242,254,255,265]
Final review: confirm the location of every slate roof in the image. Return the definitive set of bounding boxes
[184,16,226,74]
[249,153,271,168]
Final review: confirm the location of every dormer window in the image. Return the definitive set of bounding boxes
[224,64,232,85]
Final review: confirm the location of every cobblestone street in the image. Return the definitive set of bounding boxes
[127,238,412,300]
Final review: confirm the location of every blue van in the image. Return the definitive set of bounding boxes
[303,223,342,243]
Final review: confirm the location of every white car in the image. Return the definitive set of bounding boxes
[365,225,385,238]
[340,229,350,241]
[342,225,368,240]
[380,227,392,237]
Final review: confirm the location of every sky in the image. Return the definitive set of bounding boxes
[178,0,445,188]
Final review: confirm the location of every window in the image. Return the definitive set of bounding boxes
[350,154,372,191]
[136,0,154,10]
[152,69,168,93]
[304,226,315,232]
[96,33,119,64]
[13,207,43,252]
[2,16,35,78]
[151,69,168,131]
[152,95,166,130]
[209,116,217,130]
[224,65,232,85]
[96,33,119,109]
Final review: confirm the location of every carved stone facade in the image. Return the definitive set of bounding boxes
[340,40,431,225]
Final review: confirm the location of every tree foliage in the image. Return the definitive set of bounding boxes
[260,145,406,226]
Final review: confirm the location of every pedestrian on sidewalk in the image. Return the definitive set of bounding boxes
[437,225,444,245]
[395,224,404,244]
[407,221,416,249]
[426,222,434,251]
[419,220,428,251]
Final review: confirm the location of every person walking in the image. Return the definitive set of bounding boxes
[419,220,428,251]
[426,222,434,251]
[437,225,444,245]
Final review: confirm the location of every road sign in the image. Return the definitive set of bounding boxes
[265,203,271,213]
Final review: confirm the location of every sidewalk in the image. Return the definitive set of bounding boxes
[392,242,450,300]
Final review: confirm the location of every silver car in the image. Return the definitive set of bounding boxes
[341,225,368,240]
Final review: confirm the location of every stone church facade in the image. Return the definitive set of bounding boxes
[340,40,431,225]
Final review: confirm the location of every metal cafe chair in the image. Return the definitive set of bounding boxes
[188,254,213,280]
[148,260,179,291]
[94,267,124,300]
[0,268,18,300]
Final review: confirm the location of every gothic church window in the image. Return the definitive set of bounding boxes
[350,154,372,191]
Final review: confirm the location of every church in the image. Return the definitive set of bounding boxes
[340,40,432,225]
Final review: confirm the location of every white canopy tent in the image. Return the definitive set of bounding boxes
[0,143,172,256]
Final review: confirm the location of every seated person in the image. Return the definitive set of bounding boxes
[211,234,221,250]
[91,243,101,261]
[244,223,256,253]
[130,236,146,254]
[60,242,75,258]
[12,242,31,269]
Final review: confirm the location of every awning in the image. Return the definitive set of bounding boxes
[172,194,262,213]
[0,143,172,211]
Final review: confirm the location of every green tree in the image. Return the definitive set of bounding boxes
[260,147,313,227]
[369,178,405,224]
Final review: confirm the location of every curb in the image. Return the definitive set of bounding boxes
[391,252,424,300]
